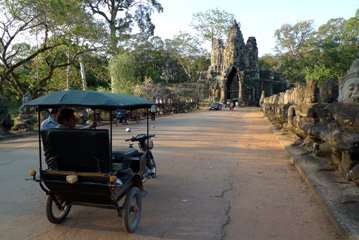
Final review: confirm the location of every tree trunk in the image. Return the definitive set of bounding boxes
[79,56,87,90]
[66,47,71,90]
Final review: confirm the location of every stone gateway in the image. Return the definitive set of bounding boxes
[197,20,289,106]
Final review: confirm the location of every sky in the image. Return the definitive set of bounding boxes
[151,0,359,57]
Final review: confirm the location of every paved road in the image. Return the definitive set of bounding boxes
[0,108,341,239]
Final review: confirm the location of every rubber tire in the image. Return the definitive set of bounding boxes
[149,156,157,178]
[46,194,71,224]
[122,187,142,233]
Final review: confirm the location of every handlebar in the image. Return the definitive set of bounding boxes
[125,134,156,142]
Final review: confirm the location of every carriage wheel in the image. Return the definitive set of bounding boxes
[46,194,71,224]
[122,187,142,233]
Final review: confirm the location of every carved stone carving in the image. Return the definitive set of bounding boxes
[14,91,37,131]
[0,92,14,133]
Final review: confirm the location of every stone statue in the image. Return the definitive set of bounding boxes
[259,91,265,107]
[303,78,338,156]
[14,91,37,131]
[285,83,309,137]
[319,59,359,179]
[0,92,14,133]
[338,58,359,103]
[19,91,31,114]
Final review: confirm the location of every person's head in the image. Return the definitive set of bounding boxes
[50,107,59,121]
[58,108,76,128]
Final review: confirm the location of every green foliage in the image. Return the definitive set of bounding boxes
[344,9,359,44]
[0,0,107,99]
[258,54,280,71]
[261,12,359,84]
[303,65,337,85]
[82,0,163,56]
[274,20,314,57]
[122,33,209,84]
[109,52,137,94]
[166,32,210,82]
[190,8,236,44]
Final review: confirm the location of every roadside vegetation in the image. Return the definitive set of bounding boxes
[0,1,358,115]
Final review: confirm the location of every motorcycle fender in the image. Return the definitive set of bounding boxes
[131,174,144,191]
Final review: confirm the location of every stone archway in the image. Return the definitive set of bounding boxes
[226,67,239,100]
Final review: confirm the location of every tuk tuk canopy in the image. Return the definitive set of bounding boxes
[25,90,154,110]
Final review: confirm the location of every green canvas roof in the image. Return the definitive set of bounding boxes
[25,90,154,110]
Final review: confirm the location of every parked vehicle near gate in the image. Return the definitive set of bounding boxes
[209,103,222,111]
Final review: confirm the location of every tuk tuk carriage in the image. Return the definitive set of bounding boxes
[25,90,156,233]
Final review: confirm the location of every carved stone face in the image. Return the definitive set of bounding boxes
[319,78,338,103]
[304,79,319,103]
[339,77,359,103]
[272,94,279,104]
[278,92,285,104]
[284,89,291,104]
[292,85,305,104]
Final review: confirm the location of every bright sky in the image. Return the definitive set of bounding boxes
[151,0,359,57]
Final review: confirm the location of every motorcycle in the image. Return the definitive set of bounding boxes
[125,129,157,182]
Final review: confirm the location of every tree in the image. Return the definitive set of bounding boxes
[0,0,106,98]
[258,54,280,71]
[190,8,235,44]
[344,8,359,45]
[166,32,210,82]
[133,77,164,101]
[109,51,137,94]
[124,34,166,83]
[83,0,162,55]
[82,0,163,92]
[274,20,315,57]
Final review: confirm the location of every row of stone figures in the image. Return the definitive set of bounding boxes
[260,58,359,186]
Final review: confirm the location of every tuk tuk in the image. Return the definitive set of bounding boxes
[25,90,155,233]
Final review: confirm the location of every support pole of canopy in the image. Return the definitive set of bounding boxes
[38,109,42,171]
[109,111,113,175]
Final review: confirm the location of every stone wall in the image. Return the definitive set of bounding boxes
[261,58,359,185]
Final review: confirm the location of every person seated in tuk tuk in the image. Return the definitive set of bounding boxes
[57,108,97,129]
[41,107,59,129]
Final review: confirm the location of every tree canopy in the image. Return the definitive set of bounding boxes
[190,8,236,45]
[0,0,106,98]
[262,14,359,84]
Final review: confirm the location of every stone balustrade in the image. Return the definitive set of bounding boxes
[261,59,359,184]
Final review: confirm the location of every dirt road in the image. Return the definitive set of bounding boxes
[0,108,341,239]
